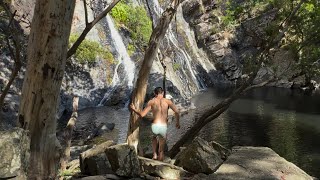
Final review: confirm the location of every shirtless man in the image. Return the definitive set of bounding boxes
[130,87,180,161]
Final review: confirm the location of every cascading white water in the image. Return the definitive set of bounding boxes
[148,0,205,90]
[167,30,203,89]
[106,15,135,87]
[98,15,135,106]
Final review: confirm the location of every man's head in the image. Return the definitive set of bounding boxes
[154,87,164,97]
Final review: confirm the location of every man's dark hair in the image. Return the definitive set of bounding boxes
[154,87,163,95]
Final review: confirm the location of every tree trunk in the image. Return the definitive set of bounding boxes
[127,0,180,152]
[18,0,75,179]
[60,96,79,172]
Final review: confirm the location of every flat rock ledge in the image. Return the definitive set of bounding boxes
[209,146,314,180]
[139,156,192,179]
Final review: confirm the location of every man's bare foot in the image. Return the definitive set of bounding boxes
[152,154,157,160]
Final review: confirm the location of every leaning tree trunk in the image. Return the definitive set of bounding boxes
[18,0,75,179]
[127,0,180,152]
[168,82,251,158]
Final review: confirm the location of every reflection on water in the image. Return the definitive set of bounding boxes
[191,87,320,178]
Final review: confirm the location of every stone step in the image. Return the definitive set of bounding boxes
[139,156,192,179]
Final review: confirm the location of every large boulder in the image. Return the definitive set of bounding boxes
[174,137,223,174]
[211,146,314,180]
[139,157,192,179]
[0,128,30,179]
[105,144,141,177]
[79,141,114,175]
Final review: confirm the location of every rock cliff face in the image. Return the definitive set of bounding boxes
[182,0,277,83]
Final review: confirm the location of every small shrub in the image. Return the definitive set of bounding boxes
[127,44,136,56]
[173,63,181,71]
[69,34,114,64]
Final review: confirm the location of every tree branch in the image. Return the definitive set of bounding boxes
[83,0,89,25]
[7,10,17,28]
[67,0,121,59]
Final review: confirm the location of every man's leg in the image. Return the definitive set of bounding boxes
[158,137,166,161]
[152,136,158,160]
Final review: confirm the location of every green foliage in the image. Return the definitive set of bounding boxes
[59,167,80,177]
[110,2,130,24]
[127,44,136,56]
[173,63,181,71]
[69,34,114,64]
[111,1,152,50]
[286,0,320,80]
[222,0,274,29]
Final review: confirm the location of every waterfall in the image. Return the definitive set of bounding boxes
[98,15,136,106]
[98,62,121,106]
[148,0,205,90]
[167,30,204,89]
[106,15,135,87]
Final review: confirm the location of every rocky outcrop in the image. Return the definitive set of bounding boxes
[0,128,29,179]
[174,137,223,174]
[105,144,141,177]
[211,146,314,180]
[182,0,242,83]
[181,0,315,88]
[139,157,192,179]
[79,140,115,176]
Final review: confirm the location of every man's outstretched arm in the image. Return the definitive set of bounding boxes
[130,101,152,118]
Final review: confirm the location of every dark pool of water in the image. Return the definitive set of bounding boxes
[189,87,320,178]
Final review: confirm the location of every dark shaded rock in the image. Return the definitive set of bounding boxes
[105,144,141,177]
[0,128,29,179]
[70,145,93,160]
[174,137,223,174]
[182,0,203,20]
[80,141,115,176]
[190,173,209,180]
[105,122,115,131]
[85,123,115,142]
